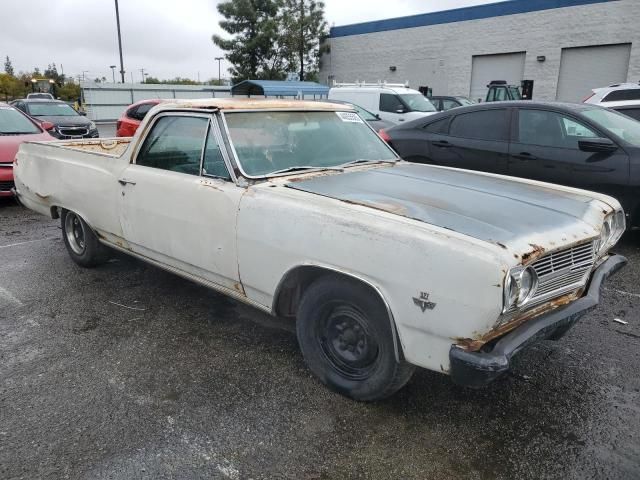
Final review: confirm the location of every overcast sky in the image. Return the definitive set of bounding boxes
[1,0,492,83]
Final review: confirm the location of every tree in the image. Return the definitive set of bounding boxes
[212,0,284,82]
[4,56,14,76]
[280,0,328,81]
[0,73,26,101]
[57,81,81,101]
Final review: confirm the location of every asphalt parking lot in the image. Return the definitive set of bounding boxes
[1,199,639,480]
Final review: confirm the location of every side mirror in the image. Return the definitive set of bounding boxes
[79,111,87,116]
[41,121,55,131]
[395,107,406,114]
[578,137,617,153]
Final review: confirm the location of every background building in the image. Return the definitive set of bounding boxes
[319,0,638,102]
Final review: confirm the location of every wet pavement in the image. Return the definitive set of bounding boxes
[1,199,639,480]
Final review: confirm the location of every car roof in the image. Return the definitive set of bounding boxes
[20,98,67,103]
[155,98,354,112]
[391,101,603,129]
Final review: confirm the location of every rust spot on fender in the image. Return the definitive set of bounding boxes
[35,192,50,199]
[233,282,245,295]
[455,289,583,352]
[521,243,545,264]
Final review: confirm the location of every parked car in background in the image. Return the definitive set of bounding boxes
[329,82,438,125]
[14,98,627,400]
[0,103,53,198]
[382,101,640,228]
[26,92,55,100]
[430,95,475,111]
[318,99,393,132]
[10,99,98,139]
[583,82,640,121]
[116,99,162,137]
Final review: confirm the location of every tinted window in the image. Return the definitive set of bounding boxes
[135,102,155,120]
[125,105,139,120]
[136,116,208,174]
[379,94,403,113]
[449,110,509,141]
[602,89,640,102]
[614,107,640,122]
[494,87,508,101]
[582,107,640,147]
[26,102,79,117]
[423,118,449,133]
[202,125,231,180]
[518,109,597,149]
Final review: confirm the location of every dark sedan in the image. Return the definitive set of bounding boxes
[382,101,640,228]
[10,99,98,139]
[430,95,475,111]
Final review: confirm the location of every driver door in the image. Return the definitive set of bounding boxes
[118,112,243,291]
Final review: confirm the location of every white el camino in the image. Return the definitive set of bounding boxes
[13,99,627,400]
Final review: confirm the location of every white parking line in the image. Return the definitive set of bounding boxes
[0,238,56,249]
[0,286,23,306]
[605,288,640,299]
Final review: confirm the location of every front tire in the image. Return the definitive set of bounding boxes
[296,277,414,401]
[61,209,109,267]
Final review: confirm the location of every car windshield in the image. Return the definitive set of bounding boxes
[224,110,397,177]
[582,107,640,147]
[399,94,437,112]
[0,107,41,134]
[27,102,79,117]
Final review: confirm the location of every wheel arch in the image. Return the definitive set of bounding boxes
[272,264,404,362]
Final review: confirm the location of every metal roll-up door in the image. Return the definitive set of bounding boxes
[556,44,631,103]
[469,52,526,102]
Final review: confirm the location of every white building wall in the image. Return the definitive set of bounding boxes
[320,0,639,101]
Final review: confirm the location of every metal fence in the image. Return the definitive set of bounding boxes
[81,82,232,121]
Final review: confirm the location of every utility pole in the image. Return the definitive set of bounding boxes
[110,65,116,83]
[140,68,146,83]
[215,57,223,84]
[82,70,89,82]
[114,0,125,83]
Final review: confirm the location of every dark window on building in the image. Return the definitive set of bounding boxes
[449,109,509,141]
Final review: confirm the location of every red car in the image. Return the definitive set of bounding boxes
[116,99,161,137]
[0,103,54,198]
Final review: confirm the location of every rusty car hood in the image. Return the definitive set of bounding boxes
[285,163,609,250]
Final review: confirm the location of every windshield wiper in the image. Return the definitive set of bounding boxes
[338,159,397,168]
[265,165,344,177]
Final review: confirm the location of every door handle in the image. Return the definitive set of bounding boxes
[433,140,452,148]
[118,178,136,186]
[513,152,537,161]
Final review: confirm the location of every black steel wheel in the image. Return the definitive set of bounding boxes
[297,276,414,401]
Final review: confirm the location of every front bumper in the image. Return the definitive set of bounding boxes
[449,254,627,388]
[0,167,15,197]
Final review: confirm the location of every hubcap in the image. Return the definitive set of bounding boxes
[320,305,379,380]
[64,213,86,255]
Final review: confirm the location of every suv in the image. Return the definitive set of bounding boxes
[26,92,55,100]
[583,83,640,121]
[116,99,162,137]
[329,82,437,124]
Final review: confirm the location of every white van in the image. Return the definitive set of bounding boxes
[328,82,438,125]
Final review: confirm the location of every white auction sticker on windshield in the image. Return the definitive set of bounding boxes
[336,111,363,123]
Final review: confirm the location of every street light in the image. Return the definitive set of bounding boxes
[114,0,125,83]
[110,65,117,83]
[215,57,224,84]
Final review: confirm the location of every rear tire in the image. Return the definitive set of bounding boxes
[296,276,414,401]
[61,209,109,267]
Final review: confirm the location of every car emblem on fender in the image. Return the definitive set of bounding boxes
[413,292,436,312]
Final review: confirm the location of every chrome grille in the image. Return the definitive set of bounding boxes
[528,241,595,306]
[0,180,15,191]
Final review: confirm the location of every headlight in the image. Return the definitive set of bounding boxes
[503,266,538,312]
[89,121,97,130]
[597,210,625,255]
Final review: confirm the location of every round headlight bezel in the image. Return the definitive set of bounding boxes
[517,267,538,305]
[503,266,538,313]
